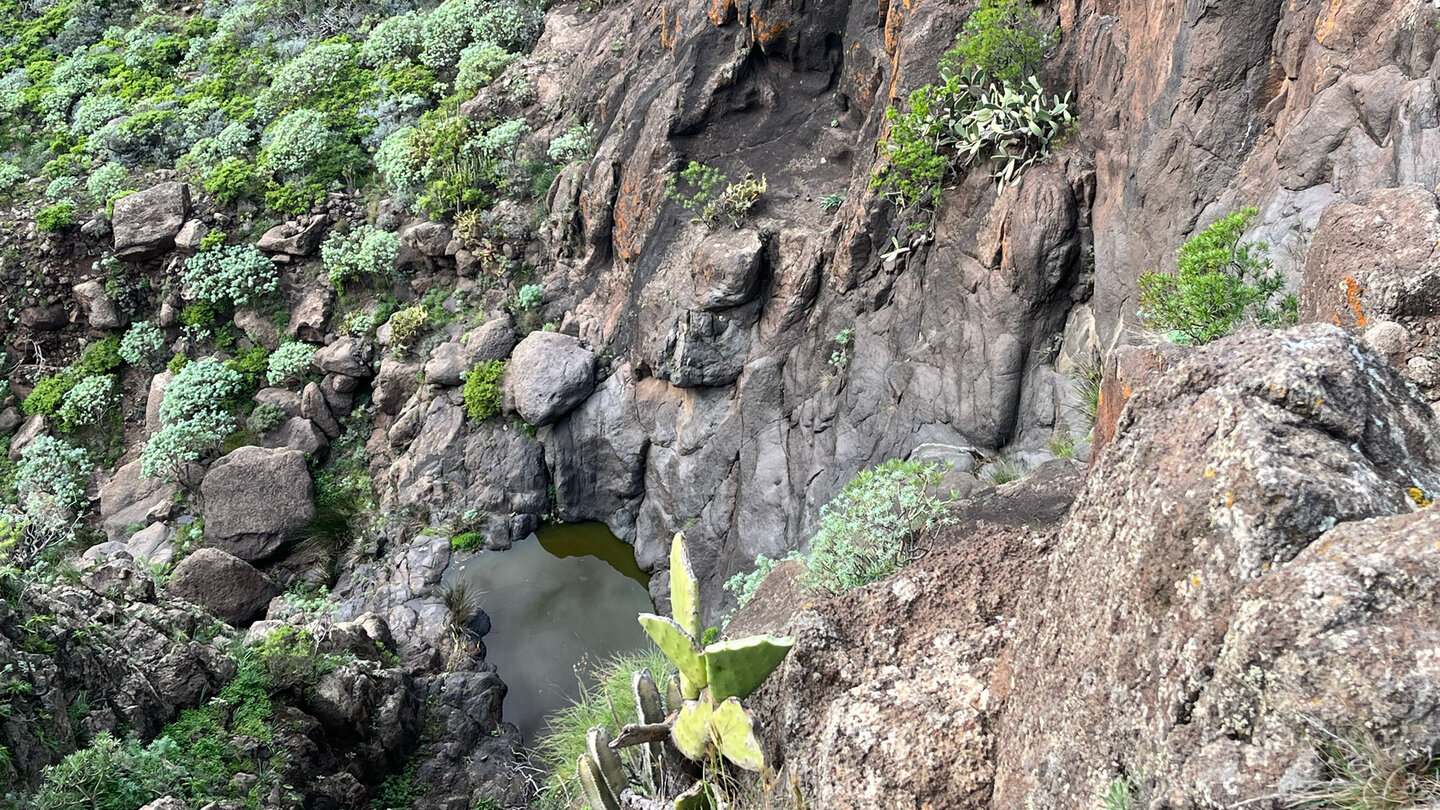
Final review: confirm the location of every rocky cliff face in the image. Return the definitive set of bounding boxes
[374,0,1440,615]
[745,325,1440,809]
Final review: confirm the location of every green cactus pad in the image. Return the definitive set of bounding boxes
[664,673,683,711]
[671,698,713,762]
[586,725,626,796]
[638,614,706,697]
[633,669,665,724]
[711,696,765,772]
[674,780,712,810]
[669,531,701,639]
[578,754,621,810]
[703,634,794,701]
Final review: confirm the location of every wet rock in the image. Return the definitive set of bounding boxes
[72,280,121,329]
[542,365,647,528]
[503,331,595,426]
[112,182,190,259]
[200,446,315,561]
[167,548,280,626]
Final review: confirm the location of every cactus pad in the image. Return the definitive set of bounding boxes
[674,781,712,810]
[671,698,714,762]
[586,725,626,796]
[638,614,706,698]
[711,696,765,772]
[669,532,701,638]
[703,634,794,701]
[578,753,621,810]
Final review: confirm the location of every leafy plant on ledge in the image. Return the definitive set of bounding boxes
[575,532,793,810]
[666,161,768,230]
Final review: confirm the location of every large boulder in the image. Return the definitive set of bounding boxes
[200,446,315,561]
[167,548,279,626]
[256,217,327,257]
[692,229,763,310]
[71,280,121,330]
[373,358,423,414]
[313,336,374,378]
[98,459,179,542]
[111,182,190,259]
[503,332,596,426]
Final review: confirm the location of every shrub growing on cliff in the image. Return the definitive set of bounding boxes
[182,244,279,307]
[665,161,767,229]
[56,374,118,432]
[462,360,506,421]
[943,0,1055,85]
[321,224,401,288]
[16,436,91,516]
[119,321,167,370]
[1138,207,1298,345]
[36,201,76,232]
[142,358,244,481]
[797,460,954,596]
[266,341,317,387]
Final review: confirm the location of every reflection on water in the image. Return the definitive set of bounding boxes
[447,522,653,743]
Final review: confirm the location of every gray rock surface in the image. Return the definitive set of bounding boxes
[503,331,595,426]
[200,446,315,561]
[256,217,327,256]
[112,182,190,259]
[167,548,280,626]
[99,459,179,542]
[71,280,121,329]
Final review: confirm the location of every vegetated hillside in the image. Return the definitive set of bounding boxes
[0,0,1437,806]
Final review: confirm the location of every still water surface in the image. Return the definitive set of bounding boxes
[447,522,653,742]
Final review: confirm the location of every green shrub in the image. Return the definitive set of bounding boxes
[16,435,91,514]
[665,161,767,229]
[56,374,118,432]
[202,158,263,205]
[1099,776,1137,810]
[943,0,1055,85]
[451,531,485,552]
[36,201,76,232]
[266,341,317,387]
[546,122,593,164]
[516,283,543,311]
[225,346,271,391]
[1138,208,1298,345]
[22,373,77,420]
[388,305,429,352]
[74,336,124,377]
[119,321,167,369]
[182,244,279,307]
[142,358,244,481]
[247,401,288,434]
[85,161,127,205]
[722,552,794,613]
[798,459,955,596]
[260,108,331,177]
[462,360,505,421]
[454,43,516,96]
[321,225,401,287]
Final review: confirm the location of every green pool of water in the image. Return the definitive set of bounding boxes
[447,521,653,743]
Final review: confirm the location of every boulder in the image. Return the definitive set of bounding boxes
[464,315,516,363]
[692,229,764,310]
[233,308,281,350]
[0,407,21,435]
[112,182,190,259]
[658,310,748,388]
[259,417,328,456]
[288,289,333,342]
[125,521,175,566]
[423,340,468,387]
[99,459,179,542]
[256,217,327,256]
[313,336,373,378]
[19,304,67,331]
[200,446,315,561]
[72,280,121,329]
[145,371,175,437]
[401,221,452,257]
[1363,319,1409,357]
[503,332,596,426]
[138,798,190,810]
[373,358,423,415]
[7,414,45,461]
[302,382,340,438]
[253,387,303,418]
[173,220,207,252]
[167,548,279,626]
[81,556,155,602]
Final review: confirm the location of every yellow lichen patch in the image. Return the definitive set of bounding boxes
[1315,0,1343,45]
[747,9,790,48]
[1225,492,1235,508]
[706,0,737,26]
[1409,487,1433,508]
[659,4,678,51]
[1203,468,1216,478]
[1343,275,1367,328]
[1189,573,1202,589]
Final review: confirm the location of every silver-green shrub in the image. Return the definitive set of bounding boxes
[119,321,166,369]
[57,374,118,432]
[182,244,278,306]
[547,123,594,164]
[142,358,244,481]
[266,341,317,386]
[454,43,516,96]
[261,108,331,176]
[321,225,401,287]
[17,435,92,515]
[86,162,128,204]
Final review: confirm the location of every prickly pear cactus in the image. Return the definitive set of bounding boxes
[587,725,627,796]
[703,635,795,702]
[634,669,665,788]
[578,752,621,810]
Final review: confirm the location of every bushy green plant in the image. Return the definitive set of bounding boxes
[516,283,543,311]
[85,161,127,205]
[247,401,288,434]
[182,243,278,306]
[321,224,401,287]
[119,321,167,369]
[1138,208,1298,345]
[388,305,429,351]
[547,122,594,164]
[56,374,117,432]
[266,341,317,386]
[16,436,92,514]
[942,0,1055,85]
[260,107,331,177]
[36,201,76,232]
[454,42,516,96]
[0,160,26,192]
[22,373,77,420]
[798,459,954,595]
[141,358,244,481]
[462,359,505,421]
[202,158,263,205]
[665,161,766,228]
[723,552,794,612]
